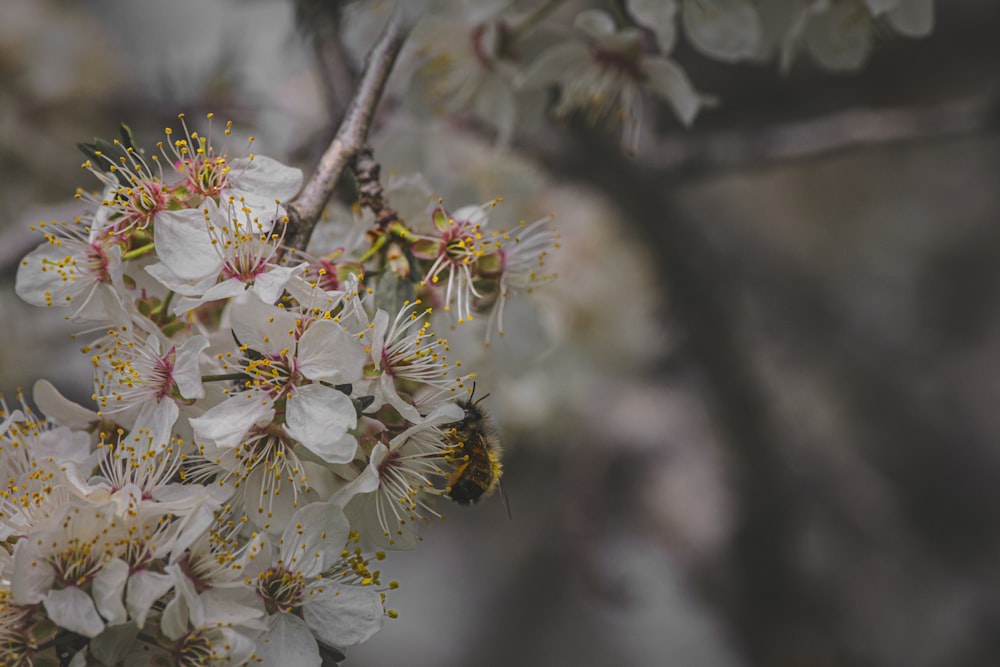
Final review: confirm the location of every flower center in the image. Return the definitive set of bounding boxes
[257,567,305,613]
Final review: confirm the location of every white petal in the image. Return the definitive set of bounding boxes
[228,155,303,204]
[518,41,591,89]
[33,379,97,430]
[174,335,210,399]
[682,0,762,62]
[627,0,679,52]
[230,296,298,355]
[200,587,267,630]
[153,208,223,281]
[144,261,214,296]
[257,613,321,667]
[92,557,129,625]
[133,398,179,449]
[284,384,357,463]
[388,402,465,450]
[160,587,189,640]
[32,425,94,465]
[190,392,274,449]
[165,500,219,560]
[378,372,421,423]
[304,584,384,647]
[641,57,701,126]
[251,265,302,305]
[209,627,259,665]
[174,277,248,313]
[12,536,54,604]
[126,571,175,628]
[887,0,933,36]
[44,587,106,637]
[574,9,616,38]
[280,501,350,574]
[334,445,386,502]
[298,319,366,384]
[804,0,872,71]
[14,240,112,318]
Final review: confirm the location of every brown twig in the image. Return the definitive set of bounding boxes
[353,146,399,232]
[284,11,409,254]
[646,90,999,177]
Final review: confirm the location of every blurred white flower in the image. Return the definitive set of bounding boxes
[520,9,702,151]
[681,0,763,62]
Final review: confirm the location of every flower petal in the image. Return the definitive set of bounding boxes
[682,0,762,62]
[93,557,129,625]
[887,0,933,37]
[44,587,106,637]
[284,383,358,463]
[229,155,303,205]
[153,208,223,281]
[190,392,274,449]
[298,319,365,384]
[305,584,384,647]
[126,570,175,629]
[257,612,321,667]
[627,0,680,52]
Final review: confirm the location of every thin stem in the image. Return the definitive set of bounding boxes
[354,146,399,232]
[121,242,156,261]
[285,10,411,254]
[157,289,175,317]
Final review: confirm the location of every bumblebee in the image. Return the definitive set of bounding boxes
[444,391,504,507]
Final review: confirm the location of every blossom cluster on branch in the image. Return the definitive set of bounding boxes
[1,114,556,666]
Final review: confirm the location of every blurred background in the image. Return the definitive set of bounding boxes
[2,1,1000,665]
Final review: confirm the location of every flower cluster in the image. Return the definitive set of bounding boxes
[3,115,558,665]
[394,0,935,149]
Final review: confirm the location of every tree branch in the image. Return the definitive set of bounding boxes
[284,11,409,253]
[647,89,999,177]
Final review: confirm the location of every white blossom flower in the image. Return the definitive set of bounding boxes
[773,0,934,72]
[146,198,303,312]
[339,402,464,549]
[190,421,339,533]
[189,296,365,465]
[412,9,523,146]
[159,578,262,667]
[0,402,91,541]
[520,9,702,151]
[0,590,37,667]
[412,200,499,324]
[78,138,174,236]
[358,301,463,422]
[681,0,763,63]
[11,501,126,638]
[479,214,560,343]
[88,327,208,447]
[245,501,384,663]
[159,113,302,216]
[15,216,127,323]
